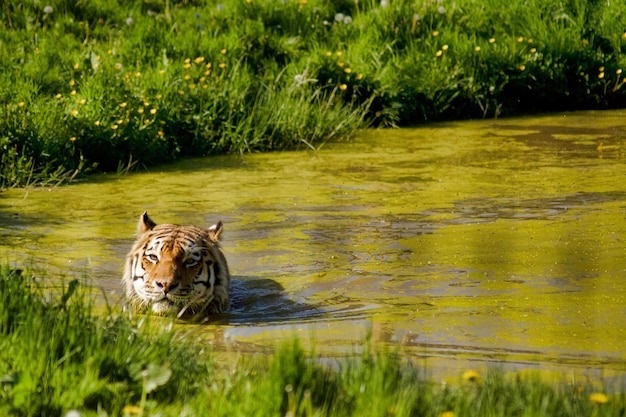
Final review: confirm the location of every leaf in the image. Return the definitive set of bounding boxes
[12,371,37,408]
[60,279,79,307]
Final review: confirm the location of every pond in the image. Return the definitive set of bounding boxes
[1,110,625,383]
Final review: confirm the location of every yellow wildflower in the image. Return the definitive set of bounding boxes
[17,102,25,107]
[519,65,526,71]
[184,74,191,80]
[122,405,141,415]
[55,94,63,99]
[220,49,227,54]
[137,108,144,114]
[155,94,163,99]
[432,31,439,37]
[206,62,212,69]
[183,63,191,69]
[339,84,347,91]
[70,80,76,87]
[70,90,77,96]
[616,69,622,75]
[344,68,352,73]
[78,99,86,105]
[219,63,227,68]
[462,370,480,382]
[442,44,449,51]
[435,50,443,57]
[159,69,166,75]
[325,51,332,57]
[69,137,77,142]
[135,72,141,77]
[356,73,363,80]
[70,109,79,117]
[119,102,127,108]
[150,108,157,114]
[73,63,80,70]
[529,48,537,53]
[517,37,524,42]
[598,72,605,79]
[111,124,118,130]
[94,120,101,126]
[440,412,455,417]
[474,46,481,52]
[194,56,205,64]
[489,37,496,43]
[184,58,191,64]
[589,393,609,404]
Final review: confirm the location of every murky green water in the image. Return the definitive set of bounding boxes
[2,110,626,380]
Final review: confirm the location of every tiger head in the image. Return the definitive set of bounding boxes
[122,212,230,317]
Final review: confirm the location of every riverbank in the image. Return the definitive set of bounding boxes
[2,0,626,188]
[0,265,623,417]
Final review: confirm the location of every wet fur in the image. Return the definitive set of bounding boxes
[122,212,230,317]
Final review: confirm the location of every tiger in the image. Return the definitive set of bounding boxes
[122,212,230,318]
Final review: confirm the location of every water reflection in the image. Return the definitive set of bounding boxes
[1,110,626,380]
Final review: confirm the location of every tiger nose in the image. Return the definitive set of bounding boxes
[155,279,177,294]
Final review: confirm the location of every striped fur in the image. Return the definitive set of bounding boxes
[122,212,230,317]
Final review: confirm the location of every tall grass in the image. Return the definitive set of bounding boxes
[1,0,626,188]
[0,265,625,417]
[0,265,207,416]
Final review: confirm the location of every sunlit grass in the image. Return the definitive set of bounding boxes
[1,0,626,188]
[0,265,624,417]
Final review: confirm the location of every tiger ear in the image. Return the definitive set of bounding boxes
[138,211,157,234]
[208,220,224,243]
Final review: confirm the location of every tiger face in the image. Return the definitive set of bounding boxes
[122,212,230,317]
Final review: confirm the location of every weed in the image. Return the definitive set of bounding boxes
[0,265,624,416]
[1,0,625,187]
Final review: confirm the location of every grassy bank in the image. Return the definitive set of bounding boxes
[1,0,626,187]
[0,265,624,417]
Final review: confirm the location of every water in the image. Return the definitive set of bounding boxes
[1,110,625,381]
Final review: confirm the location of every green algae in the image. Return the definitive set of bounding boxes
[1,110,625,379]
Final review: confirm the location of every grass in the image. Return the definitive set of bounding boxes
[1,0,626,188]
[0,265,624,417]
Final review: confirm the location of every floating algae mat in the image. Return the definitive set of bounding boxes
[2,110,625,382]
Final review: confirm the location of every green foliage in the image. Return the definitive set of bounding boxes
[0,265,206,416]
[1,0,626,187]
[0,265,625,416]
